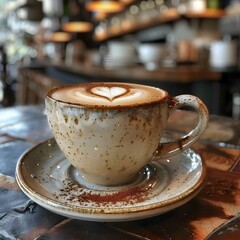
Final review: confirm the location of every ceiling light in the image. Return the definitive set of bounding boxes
[62,21,93,33]
[86,0,124,13]
[47,32,72,42]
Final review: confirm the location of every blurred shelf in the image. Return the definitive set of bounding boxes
[185,9,225,18]
[94,9,225,41]
[220,14,240,36]
[94,8,179,41]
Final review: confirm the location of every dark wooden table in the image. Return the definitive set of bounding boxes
[0,105,240,240]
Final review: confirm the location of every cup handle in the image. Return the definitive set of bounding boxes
[155,94,209,158]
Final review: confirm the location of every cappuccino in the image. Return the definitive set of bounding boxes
[45,82,208,186]
[48,82,168,108]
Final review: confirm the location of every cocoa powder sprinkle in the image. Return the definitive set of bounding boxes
[77,186,145,204]
[56,179,149,206]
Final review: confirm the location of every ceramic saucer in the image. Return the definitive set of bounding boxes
[16,138,206,222]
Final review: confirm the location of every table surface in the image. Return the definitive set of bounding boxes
[0,105,240,240]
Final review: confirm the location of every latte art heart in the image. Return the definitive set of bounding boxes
[49,82,167,108]
[91,87,127,101]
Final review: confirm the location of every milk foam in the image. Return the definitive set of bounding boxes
[49,82,167,108]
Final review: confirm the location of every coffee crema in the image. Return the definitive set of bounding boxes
[48,82,168,109]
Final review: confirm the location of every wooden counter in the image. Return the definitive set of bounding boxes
[44,61,221,84]
[17,60,223,115]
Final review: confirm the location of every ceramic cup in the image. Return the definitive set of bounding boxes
[106,41,136,60]
[209,40,238,68]
[138,43,165,70]
[45,82,208,186]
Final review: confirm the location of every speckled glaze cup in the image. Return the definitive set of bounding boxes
[45,82,208,186]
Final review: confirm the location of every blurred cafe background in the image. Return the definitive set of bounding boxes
[0,0,240,119]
